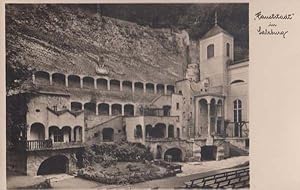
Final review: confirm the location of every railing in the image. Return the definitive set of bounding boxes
[184,167,249,189]
[25,139,53,150]
[145,137,181,142]
[225,121,249,138]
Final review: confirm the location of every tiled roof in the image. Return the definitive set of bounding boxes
[201,24,232,40]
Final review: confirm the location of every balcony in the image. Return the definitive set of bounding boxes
[145,137,181,142]
[17,140,84,151]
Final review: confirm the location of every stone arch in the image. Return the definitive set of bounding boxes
[163,105,171,116]
[134,82,144,93]
[71,101,82,111]
[52,73,65,87]
[35,71,50,85]
[112,104,122,116]
[135,125,143,139]
[230,79,245,85]
[68,75,80,88]
[74,126,83,142]
[145,125,152,138]
[176,128,180,138]
[152,123,166,138]
[30,122,45,140]
[84,102,96,115]
[37,155,69,175]
[167,85,175,95]
[146,83,155,94]
[199,99,208,135]
[49,126,63,142]
[98,103,109,115]
[207,44,214,59]
[163,147,183,162]
[156,84,164,95]
[62,126,71,142]
[122,81,132,92]
[83,77,94,89]
[124,104,134,116]
[110,79,120,91]
[97,78,108,90]
[168,125,174,138]
[102,128,114,142]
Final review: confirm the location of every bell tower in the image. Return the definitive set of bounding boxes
[199,12,234,87]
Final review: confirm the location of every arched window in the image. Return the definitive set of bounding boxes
[226,43,230,57]
[207,44,214,59]
[135,125,143,139]
[234,99,242,137]
[230,80,245,85]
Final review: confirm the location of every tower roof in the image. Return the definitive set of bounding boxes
[201,24,233,40]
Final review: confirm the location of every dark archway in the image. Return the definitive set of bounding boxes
[52,73,65,87]
[164,148,182,162]
[84,102,96,115]
[35,71,50,85]
[110,79,120,91]
[168,125,174,138]
[30,123,45,140]
[156,145,162,159]
[112,104,122,116]
[98,103,109,115]
[201,146,217,161]
[97,78,108,90]
[146,83,154,94]
[134,82,144,93]
[83,77,94,89]
[68,75,80,88]
[124,104,134,116]
[157,84,164,95]
[102,128,114,142]
[167,85,175,95]
[152,123,166,138]
[71,102,82,111]
[122,81,132,92]
[37,155,68,175]
[135,125,143,139]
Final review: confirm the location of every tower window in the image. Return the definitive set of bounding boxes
[226,43,230,57]
[176,103,180,110]
[207,44,214,59]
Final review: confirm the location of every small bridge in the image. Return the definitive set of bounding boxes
[184,166,249,189]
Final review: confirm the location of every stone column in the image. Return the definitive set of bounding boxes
[96,104,99,116]
[107,79,110,91]
[45,126,49,139]
[120,80,123,91]
[94,79,97,89]
[166,126,169,138]
[143,83,146,93]
[164,85,167,95]
[121,105,124,116]
[154,84,157,94]
[32,74,36,84]
[65,75,69,87]
[70,128,74,142]
[49,74,53,85]
[207,103,211,137]
[132,82,135,93]
[214,104,218,135]
[109,104,112,116]
[195,99,199,137]
[80,77,83,88]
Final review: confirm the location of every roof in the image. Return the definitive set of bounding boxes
[201,24,232,40]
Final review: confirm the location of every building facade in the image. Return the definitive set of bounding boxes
[7,22,249,176]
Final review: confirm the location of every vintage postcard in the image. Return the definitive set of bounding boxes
[2,0,300,189]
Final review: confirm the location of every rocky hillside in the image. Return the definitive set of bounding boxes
[6,5,187,84]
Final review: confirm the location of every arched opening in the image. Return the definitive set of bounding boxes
[145,125,152,138]
[83,77,94,89]
[234,99,242,137]
[30,123,45,140]
[71,102,82,111]
[110,79,120,91]
[102,128,114,142]
[164,148,183,162]
[167,85,175,95]
[37,155,68,175]
[176,128,180,138]
[62,126,71,142]
[134,82,144,93]
[199,99,208,135]
[112,104,122,116]
[74,126,83,142]
[230,80,245,85]
[151,123,166,138]
[84,102,96,115]
[98,103,109,115]
[49,126,63,142]
[210,99,217,134]
[146,83,154,94]
[207,44,214,59]
[122,81,132,92]
[201,146,217,161]
[163,105,171,116]
[97,78,108,90]
[217,100,223,135]
[226,43,230,57]
[124,104,134,116]
[135,125,143,139]
[156,84,164,95]
[168,125,174,138]
[52,73,65,87]
[156,145,162,159]
[68,75,80,88]
[35,71,50,85]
